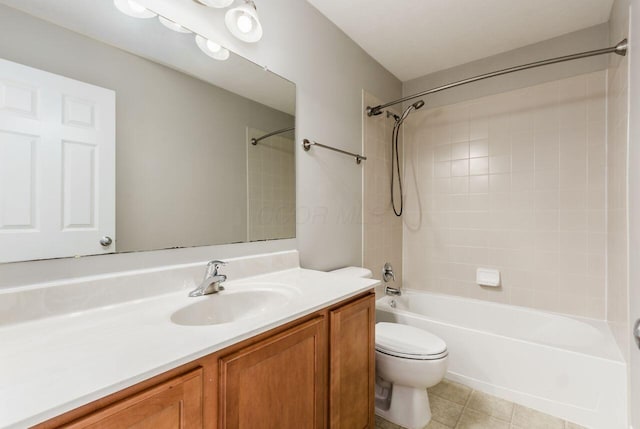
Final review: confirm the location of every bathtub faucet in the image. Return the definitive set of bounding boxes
[385,286,402,296]
[383,262,401,296]
[383,262,395,282]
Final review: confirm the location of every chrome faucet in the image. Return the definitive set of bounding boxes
[383,262,401,296]
[189,260,227,297]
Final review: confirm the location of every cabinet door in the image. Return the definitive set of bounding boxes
[63,369,203,429]
[329,294,375,429]
[218,317,327,429]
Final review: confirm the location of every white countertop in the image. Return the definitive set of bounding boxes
[0,267,378,429]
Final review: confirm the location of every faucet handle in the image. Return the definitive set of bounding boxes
[383,262,395,283]
[205,260,227,276]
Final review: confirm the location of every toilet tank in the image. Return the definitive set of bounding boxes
[330,266,388,298]
[329,266,373,278]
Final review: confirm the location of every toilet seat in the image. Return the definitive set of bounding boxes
[376,348,448,360]
[376,322,448,361]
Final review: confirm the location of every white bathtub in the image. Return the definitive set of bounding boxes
[376,290,627,429]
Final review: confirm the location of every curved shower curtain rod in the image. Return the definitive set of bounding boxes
[250,127,295,145]
[366,38,628,117]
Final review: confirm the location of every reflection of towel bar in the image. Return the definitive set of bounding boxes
[251,127,295,145]
[302,139,367,165]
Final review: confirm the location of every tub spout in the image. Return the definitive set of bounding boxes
[385,286,401,296]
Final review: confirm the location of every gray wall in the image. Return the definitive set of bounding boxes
[403,24,609,110]
[0,5,294,252]
[137,0,403,271]
[0,0,401,285]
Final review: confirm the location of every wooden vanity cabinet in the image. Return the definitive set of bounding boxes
[61,369,204,429]
[218,316,327,429]
[38,291,375,429]
[328,294,376,429]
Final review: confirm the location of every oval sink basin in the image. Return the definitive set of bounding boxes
[171,286,296,326]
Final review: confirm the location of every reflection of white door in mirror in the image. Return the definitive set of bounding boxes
[0,58,115,263]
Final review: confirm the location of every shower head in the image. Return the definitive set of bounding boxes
[389,99,424,217]
[396,99,425,126]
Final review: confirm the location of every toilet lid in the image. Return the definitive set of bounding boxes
[375,322,447,359]
[329,266,373,278]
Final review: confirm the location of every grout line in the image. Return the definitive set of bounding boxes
[453,388,474,429]
[432,381,579,429]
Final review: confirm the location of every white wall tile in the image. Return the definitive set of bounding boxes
[606,3,630,356]
[403,71,607,318]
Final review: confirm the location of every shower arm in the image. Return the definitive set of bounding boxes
[366,39,628,117]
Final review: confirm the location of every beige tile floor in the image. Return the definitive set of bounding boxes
[375,379,586,429]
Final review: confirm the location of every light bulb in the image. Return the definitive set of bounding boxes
[127,0,147,13]
[195,35,229,60]
[114,0,157,18]
[236,14,253,33]
[206,40,221,53]
[224,1,263,43]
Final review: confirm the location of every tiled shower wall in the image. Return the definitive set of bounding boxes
[363,92,403,286]
[402,71,607,318]
[606,0,630,357]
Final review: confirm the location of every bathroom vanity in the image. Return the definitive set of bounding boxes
[33,291,374,429]
[0,252,378,429]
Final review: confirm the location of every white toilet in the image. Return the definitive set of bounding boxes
[330,266,449,429]
[375,322,448,429]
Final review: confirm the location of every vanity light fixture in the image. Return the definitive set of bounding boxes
[195,35,230,61]
[158,16,192,33]
[113,0,232,61]
[225,0,263,43]
[195,0,235,7]
[113,0,157,19]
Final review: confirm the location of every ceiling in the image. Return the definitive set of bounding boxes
[307,0,615,81]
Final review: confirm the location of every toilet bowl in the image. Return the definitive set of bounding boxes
[329,266,449,429]
[375,322,448,429]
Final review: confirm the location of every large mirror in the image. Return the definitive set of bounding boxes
[0,0,296,263]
